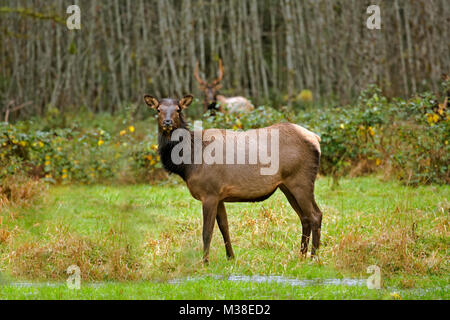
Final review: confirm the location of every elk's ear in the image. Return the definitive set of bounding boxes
[179,94,194,109]
[144,95,159,109]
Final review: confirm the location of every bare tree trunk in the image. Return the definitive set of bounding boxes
[0,0,448,116]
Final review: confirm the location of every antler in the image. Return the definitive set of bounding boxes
[194,61,207,87]
[212,59,224,86]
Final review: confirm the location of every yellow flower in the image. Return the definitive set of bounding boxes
[128,125,135,133]
[45,174,52,179]
[45,155,51,160]
[19,141,27,147]
[45,160,51,166]
[98,139,104,146]
[120,130,127,136]
[432,114,439,123]
[62,174,68,179]
[298,89,313,102]
[390,292,402,300]
[368,126,375,136]
[150,160,156,165]
[340,124,345,129]
[427,113,436,125]
[156,155,160,161]
[38,141,44,148]
[151,144,158,151]
[445,140,448,145]
[146,155,153,161]
[376,158,382,166]
[62,168,68,173]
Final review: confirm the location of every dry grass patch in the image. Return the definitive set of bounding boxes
[6,224,142,281]
[0,175,45,208]
[328,215,449,277]
[141,219,203,279]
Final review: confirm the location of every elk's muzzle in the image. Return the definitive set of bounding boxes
[162,119,173,132]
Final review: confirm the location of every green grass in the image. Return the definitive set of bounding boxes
[1,278,448,300]
[0,176,448,299]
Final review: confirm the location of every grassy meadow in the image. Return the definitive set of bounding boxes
[0,0,448,302]
[0,176,448,299]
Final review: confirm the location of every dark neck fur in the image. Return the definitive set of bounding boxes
[206,94,220,112]
[157,114,194,181]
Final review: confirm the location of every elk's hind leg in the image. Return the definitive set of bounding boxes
[279,184,311,255]
[216,201,234,259]
[281,182,322,256]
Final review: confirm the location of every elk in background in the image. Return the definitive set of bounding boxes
[194,59,254,114]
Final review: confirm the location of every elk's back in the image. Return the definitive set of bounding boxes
[185,123,321,202]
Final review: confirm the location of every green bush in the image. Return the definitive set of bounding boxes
[387,92,449,185]
[202,105,292,130]
[308,86,389,179]
[0,119,160,184]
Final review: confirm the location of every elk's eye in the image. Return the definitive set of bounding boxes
[157,109,160,113]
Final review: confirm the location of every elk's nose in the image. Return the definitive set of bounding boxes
[163,119,173,126]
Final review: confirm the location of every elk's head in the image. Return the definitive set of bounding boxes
[194,59,224,111]
[144,95,193,134]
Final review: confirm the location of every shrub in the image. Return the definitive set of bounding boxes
[202,105,291,130]
[0,119,161,184]
[387,92,449,185]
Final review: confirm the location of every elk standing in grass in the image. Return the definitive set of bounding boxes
[194,59,254,114]
[144,94,322,263]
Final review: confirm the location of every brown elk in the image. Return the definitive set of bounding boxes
[194,59,254,114]
[144,94,322,263]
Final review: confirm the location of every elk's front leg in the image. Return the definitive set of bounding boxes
[202,198,218,264]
